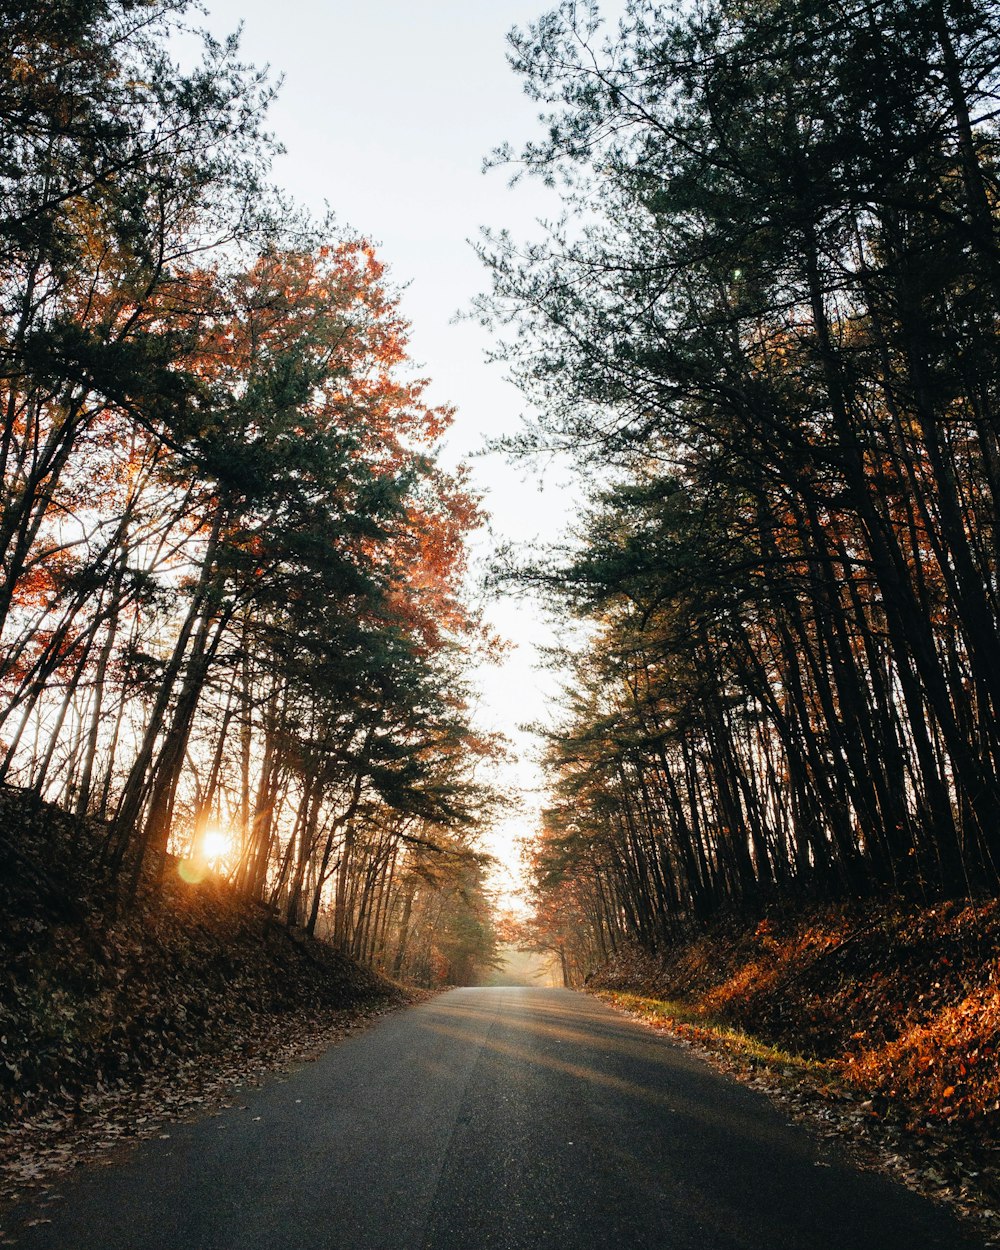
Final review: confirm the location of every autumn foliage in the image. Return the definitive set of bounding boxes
[589,900,1000,1136]
[0,0,500,985]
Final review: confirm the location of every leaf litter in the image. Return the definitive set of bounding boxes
[591,899,1000,1247]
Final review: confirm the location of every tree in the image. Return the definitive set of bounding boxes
[485,0,1000,949]
[0,5,502,967]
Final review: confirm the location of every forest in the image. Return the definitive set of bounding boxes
[0,0,498,987]
[4,0,1000,1240]
[5,0,1000,1010]
[482,0,1000,981]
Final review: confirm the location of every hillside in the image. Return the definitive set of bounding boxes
[0,787,404,1200]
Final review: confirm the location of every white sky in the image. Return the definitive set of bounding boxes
[195,0,601,906]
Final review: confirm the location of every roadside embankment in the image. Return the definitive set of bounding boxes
[0,786,405,1204]
[588,900,1000,1241]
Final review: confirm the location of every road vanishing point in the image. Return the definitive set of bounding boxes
[1,988,980,1249]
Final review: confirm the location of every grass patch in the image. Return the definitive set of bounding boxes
[596,990,831,1077]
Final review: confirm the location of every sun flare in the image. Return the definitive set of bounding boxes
[200,826,233,863]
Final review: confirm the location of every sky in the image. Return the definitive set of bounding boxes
[194,0,603,906]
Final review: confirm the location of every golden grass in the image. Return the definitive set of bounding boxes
[596,990,830,1076]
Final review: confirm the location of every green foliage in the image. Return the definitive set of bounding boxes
[489,0,1000,958]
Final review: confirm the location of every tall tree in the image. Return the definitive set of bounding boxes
[485,0,1000,957]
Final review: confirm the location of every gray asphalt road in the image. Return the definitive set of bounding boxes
[0,988,980,1249]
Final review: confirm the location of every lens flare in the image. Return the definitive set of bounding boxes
[178,825,232,883]
[178,858,207,884]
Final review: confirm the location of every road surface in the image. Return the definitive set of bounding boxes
[0,987,980,1248]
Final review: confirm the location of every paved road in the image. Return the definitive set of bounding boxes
[0,988,980,1248]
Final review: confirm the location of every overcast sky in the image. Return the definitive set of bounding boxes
[195,0,606,904]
